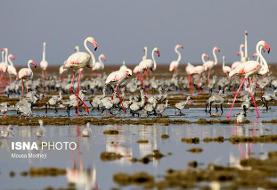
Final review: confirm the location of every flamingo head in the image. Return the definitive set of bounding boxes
[100,54,107,62]
[244,30,248,36]
[87,37,98,51]
[213,47,220,53]
[154,48,160,57]
[252,52,258,58]
[262,41,271,54]
[126,68,132,77]
[176,44,184,49]
[143,46,147,52]
[9,54,16,60]
[235,51,241,56]
[28,59,37,68]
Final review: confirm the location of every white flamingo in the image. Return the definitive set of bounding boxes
[40,42,48,78]
[203,47,220,83]
[222,56,231,76]
[0,48,8,80]
[142,46,148,60]
[92,54,106,71]
[64,36,98,114]
[18,59,37,96]
[169,44,183,75]
[105,67,132,110]
[7,54,17,82]
[227,40,270,119]
[231,44,245,69]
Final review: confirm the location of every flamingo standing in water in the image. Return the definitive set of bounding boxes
[7,54,17,82]
[227,40,270,119]
[18,59,37,96]
[138,47,160,90]
[0,48,8,82]
[92,54,106,71]
[231,44,245,69]
[142,46,148,60]
[40,42,48,79]
[203,47,220,83]
[169,44,183,77]
[64,36,99,114]
[222,56,231,76]
[105,67,132,111]
[59,46,79,81]
[185,62,206,93]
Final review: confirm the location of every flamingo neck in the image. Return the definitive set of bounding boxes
[98,56,103,64]
[42,43,46,61]
[84,39,96,65]
[240,45,245,62]
[244,33,248,61]
[213,49,218,65]
[143,47,148,60]
[28,62,32,70]
[5,49,8,64]
[222,57,225,68]
[1,51,4,63]
[175,47,181,63]
[201,55,208,65]
[152,49,157,70]
[8,56,13,66]
[256,43,268,74]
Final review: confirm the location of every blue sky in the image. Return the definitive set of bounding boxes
[1,0,276,65]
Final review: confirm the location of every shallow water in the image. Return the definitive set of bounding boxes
[0,122,277,190]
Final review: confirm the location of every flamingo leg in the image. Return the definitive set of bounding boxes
[227,77,247,119]
[248,90,260,118]
[76,70,82,94]
[116,86,126,113]
[21,79,24,96]
[69,72,75,94]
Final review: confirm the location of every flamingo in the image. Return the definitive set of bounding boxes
[105,67,132,111]
[243,31,249,62]
[92,54,106,71]
[222,56,231,76]
[40,42,48,79]
[0,48,8,82]
[18,59,37,96]
[203,47,220,83]
[64,36,98,114]
[142,46,148,60]
[185,55,206,93]
[137,47,160,90]
[231,44,246,69]
[169,44,183,77]
[7,54,17,82]
[227,40,270,119]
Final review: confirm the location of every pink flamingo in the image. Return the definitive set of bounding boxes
[18,59,37,96]
[231,44,245,69]
[203,47,220,83]
[185,63,206,93]
[227,40,270,119]
[105,67,132,111]
[64,36,98,114]
[222,56,231,76]
[40,42,48,79]
[169,44,183,77]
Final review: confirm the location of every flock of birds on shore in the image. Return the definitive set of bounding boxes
[0,31,276,125]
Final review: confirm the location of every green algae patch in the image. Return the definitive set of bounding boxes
[187,147,203,153]
[203,136,225,143]
[100,151,123,161]
[181,137,200,144]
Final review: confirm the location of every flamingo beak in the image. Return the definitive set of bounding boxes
[94,46,98,51]
[156,50,160,57]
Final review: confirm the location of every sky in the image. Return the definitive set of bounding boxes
[0,0,276,66]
